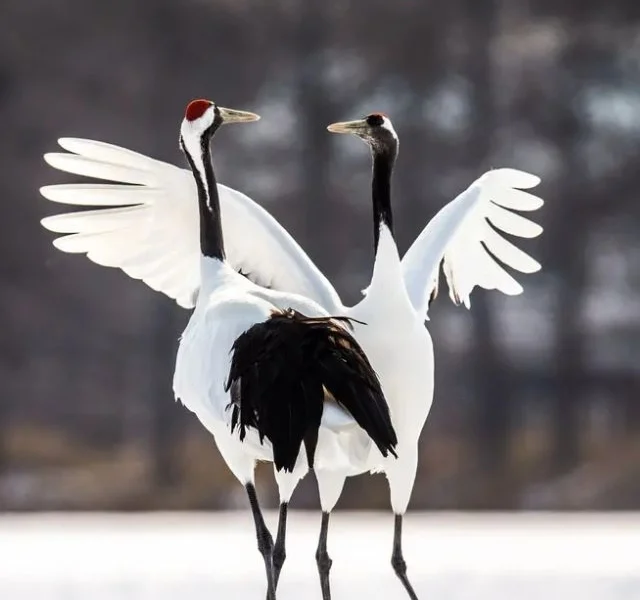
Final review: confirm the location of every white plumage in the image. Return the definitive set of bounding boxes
[401,168,542,314]
[40,111,544,600]
[42,137,341,312]
[40,139,541,315]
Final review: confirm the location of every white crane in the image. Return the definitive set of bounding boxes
[314,113,541,599]
[40,111,543,600]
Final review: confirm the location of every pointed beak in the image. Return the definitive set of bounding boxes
[327,119,367,134]
[218,107,261,124]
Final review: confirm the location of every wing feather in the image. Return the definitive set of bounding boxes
[40,138,342,312]
[401,169,544,317]
[486,203,543,238]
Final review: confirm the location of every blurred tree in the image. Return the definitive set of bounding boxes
[148,303,185,488]
[547,59,585,475]
[2,0,640,510]
[294,0,336,264]
[460,0,516,503]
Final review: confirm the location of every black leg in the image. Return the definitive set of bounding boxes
[272,502,288,590]
[246,484,276,600]
[391,514,419,600]
[315,511,333,600]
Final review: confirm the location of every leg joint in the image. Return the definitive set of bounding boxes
[273,545,286,570]
[256,528,274,557]
[315,548,333,573]
[391,550,407,576]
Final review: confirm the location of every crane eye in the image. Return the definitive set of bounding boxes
[366,114,384,127]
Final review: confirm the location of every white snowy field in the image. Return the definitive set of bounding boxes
[0,512,639,600]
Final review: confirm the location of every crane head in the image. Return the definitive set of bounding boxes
[181,98,260,140]
[327,112,398,153]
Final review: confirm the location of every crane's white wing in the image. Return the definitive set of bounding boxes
[401,169,544,318]
[40,138,342,312]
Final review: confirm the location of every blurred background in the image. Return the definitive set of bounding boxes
[2,0,640,514]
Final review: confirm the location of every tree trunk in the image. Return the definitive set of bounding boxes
[546,32,589,475]
[148,300,185,490]
[295,0,335,267]
[463,0,513,499]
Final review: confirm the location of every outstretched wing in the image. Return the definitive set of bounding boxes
[40,138,342,312]
[401,168,544,319]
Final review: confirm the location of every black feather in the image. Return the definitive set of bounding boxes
[225,309,397,472]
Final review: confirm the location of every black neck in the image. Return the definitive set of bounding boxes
[184,131,226,261]
[371,145,396,252]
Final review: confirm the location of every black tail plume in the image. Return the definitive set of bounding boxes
[225,309,397,473]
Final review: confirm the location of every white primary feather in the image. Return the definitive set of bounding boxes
[400,168,543,317]
[41,138,342,312]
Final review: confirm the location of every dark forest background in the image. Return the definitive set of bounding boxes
[1,0,640,511]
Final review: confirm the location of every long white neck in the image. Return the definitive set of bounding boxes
[364,223,408,305]
[197,255,238,301]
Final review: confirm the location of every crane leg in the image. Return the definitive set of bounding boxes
[245,484,276,600]
[391,513,419,600]
[272,502,288,589]
[315,511,333,600]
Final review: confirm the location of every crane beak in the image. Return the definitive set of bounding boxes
[218,107,261,124]
[327,119,367,134]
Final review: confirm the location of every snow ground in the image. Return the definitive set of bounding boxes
[0,511,639,599]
